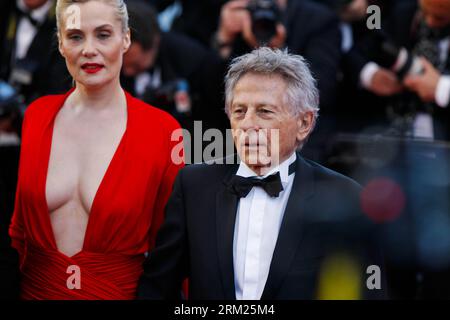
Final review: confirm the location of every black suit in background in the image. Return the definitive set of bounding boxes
[229,0,341,114]
[336,20,396,134]
[333,0,408,134]
[121,31,229,133]
[138,154,386,300]
[0,238,20,300]
[148,0,227,47]
[0,1,71,104]
[0,1,69,298]
[386,1,450,141]
[339,1,450,140]
[284,0,341,114]
[0,146,20,299]
[218,0,342,163]
[150,0,341,114]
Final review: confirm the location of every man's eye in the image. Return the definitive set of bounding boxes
[260,109,273,114]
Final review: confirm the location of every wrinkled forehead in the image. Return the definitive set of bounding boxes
[235,71,288,88]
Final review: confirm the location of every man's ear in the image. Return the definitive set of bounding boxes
[296,111,314,143]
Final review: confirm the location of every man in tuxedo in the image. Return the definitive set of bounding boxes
[340,0,450,140]
[138,47,385,300]
[148,0,227,47]
[402,0,450,140]
[0,0,71,104]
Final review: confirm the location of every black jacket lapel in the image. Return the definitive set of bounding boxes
[261,155,315,300]
[216,165,239,300]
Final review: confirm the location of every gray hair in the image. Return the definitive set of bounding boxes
[224,47,319,122]
[56,0,129,33]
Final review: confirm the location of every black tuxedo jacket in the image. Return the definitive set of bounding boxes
[0,146,21,299]
[138,154,386,299]
[121,31,227,132]
[386,1,450,140]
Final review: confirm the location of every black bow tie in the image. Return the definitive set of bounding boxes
[15,6,40,27]
[230,172,284,198]
[229,160,297,198]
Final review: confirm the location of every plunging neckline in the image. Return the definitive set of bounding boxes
[42,89,131,258]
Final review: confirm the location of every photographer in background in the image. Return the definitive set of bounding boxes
[0,91,20,298]
[0,0,71,105]
[402,0,450,135]
[122,1,227,132]
[0,1,72,298]
[377,0,450,140]
[328,0,404,134]
[340,0,449,140]
[213,0,341,114]
[0,80,23,148]
[148,0,228,47]
[212,0,341,162]
[330,0,450,300]
[0,123,20,298]
[322,0,413,100]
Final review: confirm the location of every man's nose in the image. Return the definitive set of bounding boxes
[239,110,260,131]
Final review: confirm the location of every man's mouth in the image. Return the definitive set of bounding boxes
[244,143,267,149]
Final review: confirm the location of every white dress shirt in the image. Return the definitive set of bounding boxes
[435,37,450,109]
[134,67,161,97]
[340,22,354,53]
[233,152,296,300]
[15,0,53,60]
[436,75,450,108]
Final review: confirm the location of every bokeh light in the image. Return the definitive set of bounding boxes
[316,252,362,300]
[360,177,406,223]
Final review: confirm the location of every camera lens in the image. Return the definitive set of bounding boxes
[248,0,280,45]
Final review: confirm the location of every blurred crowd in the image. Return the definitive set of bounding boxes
[1,0,449,142]
[1,0,450,299]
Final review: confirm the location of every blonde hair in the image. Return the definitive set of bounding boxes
[56,0,129,33]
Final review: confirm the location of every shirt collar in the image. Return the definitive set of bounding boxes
[236,152,297,184]
[17,0,53,24]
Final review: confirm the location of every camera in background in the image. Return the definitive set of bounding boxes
[246,0,281,45]
[0,81,24,144]
[370,30,424,80]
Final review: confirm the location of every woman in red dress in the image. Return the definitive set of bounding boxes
[9,0,183,299]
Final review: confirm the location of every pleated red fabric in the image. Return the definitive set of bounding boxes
[9,89,183,299]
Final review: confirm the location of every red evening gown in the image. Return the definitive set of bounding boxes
[9,89,184,299]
